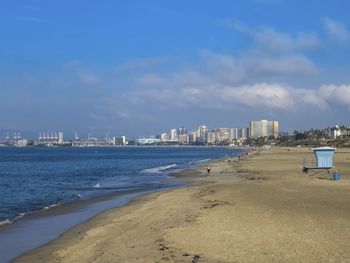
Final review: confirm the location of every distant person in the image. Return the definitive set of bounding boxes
[228,158,231,163]
[207,167,211,174]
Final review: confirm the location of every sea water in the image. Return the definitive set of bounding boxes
[0,146,241,262]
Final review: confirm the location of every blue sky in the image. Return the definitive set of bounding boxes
[1,0,350,138]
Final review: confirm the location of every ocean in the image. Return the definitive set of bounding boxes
[0,146,242,262]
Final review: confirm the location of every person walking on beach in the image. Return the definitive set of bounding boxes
[207,167,211,174]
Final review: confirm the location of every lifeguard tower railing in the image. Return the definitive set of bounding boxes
[303,147,335,176]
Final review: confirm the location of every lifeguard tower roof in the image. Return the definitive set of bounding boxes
[313,146,335,151]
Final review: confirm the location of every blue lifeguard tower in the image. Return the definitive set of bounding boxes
[303,147,335,176]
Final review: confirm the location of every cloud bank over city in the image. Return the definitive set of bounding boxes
[0,1,350,137]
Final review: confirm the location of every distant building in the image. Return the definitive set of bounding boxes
[249,120,279,138]
[197,125,208,143]
[113,136,127,146]
[331,125,350,139]
[178,134,189,144]
[136,138,160,145]
[178,126,187,136]
[230,128,247,140]
[161,133,168,142]
[189,132,198,143]
[207,128,231,144]
[214,128,230,142]
[207,131,216,144]
[58,132,64,144]
[170,129,178,141]
[16,139,28,147]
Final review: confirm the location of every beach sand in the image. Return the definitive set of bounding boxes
[15,147,350,263]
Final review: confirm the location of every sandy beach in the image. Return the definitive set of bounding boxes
[15,147,350,263]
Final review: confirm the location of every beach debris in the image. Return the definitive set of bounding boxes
[196,187,215,197]
[192,255,200,263]
[236,169,249,173]
[247,175,267,181]
[158,243,169,251]
[202,199,234,209]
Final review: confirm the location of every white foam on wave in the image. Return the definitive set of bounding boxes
[43,203,62,210]
[93,180,101,188]
[13,212,27,221]
[0,219,11,226]
[2,202,64,227]
[142,164,177,174]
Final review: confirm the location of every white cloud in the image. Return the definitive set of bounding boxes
[199,50,317,85]
[295,89,328,110]
[58,22,350,124]
[78,72,100,85]
[323,18,350,43]
[135,74,166,87]
[122,74,350,115]
[221,83,294,110]
[252,28,319,53]
[128,82,310,112]
[114,56,179,73]
[249,55,317,76]
[114,109,131,119]
[319,84,350,107]
[63,59,83,70]
[227,22,320,53]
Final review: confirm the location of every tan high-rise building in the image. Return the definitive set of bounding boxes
[249,120,279,138]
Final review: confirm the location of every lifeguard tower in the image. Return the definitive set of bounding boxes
[303,147,335,176]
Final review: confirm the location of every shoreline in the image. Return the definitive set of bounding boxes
[16,146,350,262]
[0,146,245,226]
[12,149,253,262]
[1,150,245,263]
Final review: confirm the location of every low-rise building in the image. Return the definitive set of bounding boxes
[178,134,189,144]
[331,125,350,139]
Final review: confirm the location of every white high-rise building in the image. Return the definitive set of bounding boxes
[197,125,208,143]
[58,132,64,144]
[230,128,247,140]
[170,129,178,141]
[161,133,168,142]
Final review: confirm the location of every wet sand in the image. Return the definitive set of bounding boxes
[15,147,350,262]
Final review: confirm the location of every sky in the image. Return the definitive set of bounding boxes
[1,0,350,138]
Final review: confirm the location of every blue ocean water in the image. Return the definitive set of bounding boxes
[0,146,241,224]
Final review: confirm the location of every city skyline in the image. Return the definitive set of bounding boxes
[1,123,248,141]
[1,1,350,134]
